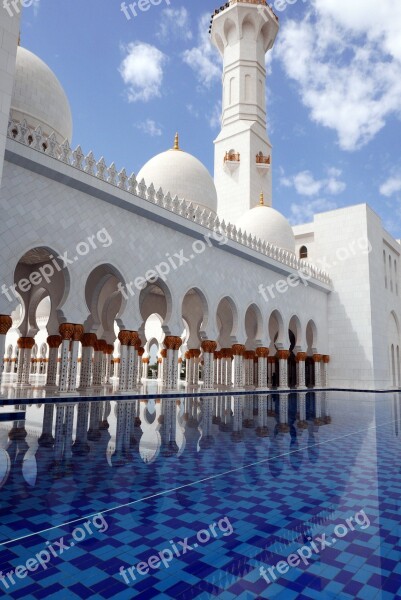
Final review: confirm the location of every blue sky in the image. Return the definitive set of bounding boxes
[20,0,401,234]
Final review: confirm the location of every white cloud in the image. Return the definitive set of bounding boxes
[157,7,192,41]
[281,168,346,197]
[119,42,167,102]
[275,0,401,150]
[135,119,162,137]
[290,198,338,225]
[380,176,401,198]
[182,13,221,87]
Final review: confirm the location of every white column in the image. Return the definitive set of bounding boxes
[256,348,269,389]
[46,335,62,388]
[297,353,307,389]
[232,345,245,389]
[58,324,75,393]
[68,325,83,392]
[118,331,131,392]
[16,337,35,387]
[278,351,290,389]
[201,341,217,390]
[322,356,329,387]
[164,337,182,390]
[313,355,322,388]
[0,317,13,388]
[78,334,97,390]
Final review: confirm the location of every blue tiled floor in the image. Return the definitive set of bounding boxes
[0,392,400,598]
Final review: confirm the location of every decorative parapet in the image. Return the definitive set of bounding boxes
[6,118,332,287]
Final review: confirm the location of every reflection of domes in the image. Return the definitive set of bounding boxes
[137,135,218,214]
[10,47,73,143]
[237,194,295,253]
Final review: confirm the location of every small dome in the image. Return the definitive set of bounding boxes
[137,135,218,215]
[10,47,73,144]
[237,194,295,253]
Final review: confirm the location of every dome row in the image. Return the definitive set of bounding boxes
[9,46,295,254]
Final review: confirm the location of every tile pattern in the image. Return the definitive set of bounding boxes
[0,392,400,599]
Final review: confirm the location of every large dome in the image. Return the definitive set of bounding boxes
[137,135,218,215]
[10,47,73,144]
[237,195,296,253]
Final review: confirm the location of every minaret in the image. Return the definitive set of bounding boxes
[210,0,279,224]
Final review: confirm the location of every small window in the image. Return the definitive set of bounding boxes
[384,250,387,289]
[299,246,308,259]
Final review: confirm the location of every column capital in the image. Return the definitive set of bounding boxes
[192,349,201,358]
[129,331,141,348]
[244,350,255,360]
[106,344,114,355]
[201,340,217,354]
[160,349,167,359]
[164,336,182,350]
[73,324,84,341]
[313,354,323,363]
[17,337,35,350]
[296,352,308,362]
[232,344,245,356]
[277,350,290,360]
[81,333,97,347]
[137,347,145,357]
[118,330,132,346]
[47,335,62,349]
[0,315,13,335]
[268,356,276,364]
[255,347,269,358]
[59,323,75,341]
[185,351,192,360]
[94,339,107,352]
[323,355,330,363]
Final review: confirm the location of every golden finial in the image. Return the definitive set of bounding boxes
[173,132,180,151]
[259,191,264,206]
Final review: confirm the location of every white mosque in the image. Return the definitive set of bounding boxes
[0,0,400,396]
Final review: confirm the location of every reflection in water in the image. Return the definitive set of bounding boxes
[0,393,333,495]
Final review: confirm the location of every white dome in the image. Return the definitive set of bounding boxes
[10,47,73,144]
[137,136,218,215]
[237,199,295,253]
